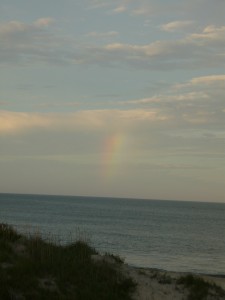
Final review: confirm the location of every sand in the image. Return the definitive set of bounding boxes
[121,264,225,300]
[92,254,225,299]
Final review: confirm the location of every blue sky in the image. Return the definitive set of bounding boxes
[0,0,225,202]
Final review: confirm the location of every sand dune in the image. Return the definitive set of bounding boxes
[122,265,225,300]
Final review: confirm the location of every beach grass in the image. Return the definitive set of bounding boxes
[177,274,225,300]
[1,223,225,300]
[0,223,136,300]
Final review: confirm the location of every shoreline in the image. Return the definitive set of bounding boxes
[1,223,225,300]
[129,264,225,278]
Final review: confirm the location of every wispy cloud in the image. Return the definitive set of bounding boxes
[122,74,225,128]
[86,31,119,39]
[131,3,154,16]
[0,18,54,35]
[0,18,73,66]
[189,25,225,44]
[113,5,127,13]
[126,91,209,105]
[33,18,54,27]
[175,74,225,89]
[0,109,168,135]
[76,22,225,70]
[88,0,132,13]
[1,17,224,70]
[160,20,194,32]
[80,32,225,70]
[191,74,225,85]
[87,0,112,9]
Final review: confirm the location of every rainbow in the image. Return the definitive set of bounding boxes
[102,133,125,178]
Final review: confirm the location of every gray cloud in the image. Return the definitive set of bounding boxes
[119,74,225,135]
[80,24,225,69]
[0,18,77,66]
[1,16,224,71]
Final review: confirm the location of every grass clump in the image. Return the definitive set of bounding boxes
[177,274,225,300]
[0,223,22,242]
[0,223,136,300]
[104,252,125,264]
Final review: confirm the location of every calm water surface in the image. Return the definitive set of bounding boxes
[0,193,224,275]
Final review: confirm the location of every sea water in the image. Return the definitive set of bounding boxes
[0,193,224,275]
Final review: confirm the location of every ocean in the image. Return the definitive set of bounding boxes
[0,193,224,275]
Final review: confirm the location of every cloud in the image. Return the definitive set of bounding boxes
[88,40,192,62]
[131,5,153,16]
[182,111,216,125]
[1,70,224,136]
[189,25,225,45]
[113,6,127,13]
[160,20,194,32]
[78,23,225,69]
[121,74,225,128]
[0,111,54,134]
[130,0,225,24]
[126,91,209,105]
[0,18,54,35]
[1,17,224,70]
[33,18,54,28]
[190,75,225,85]
[86,31,119,38]
[87,0,112,9]
[175,74,225,89]
[0,18,73,66]
[0,109,168,135]
[1,70,224,135]
[88,0,132,13]
[0,20,26,35]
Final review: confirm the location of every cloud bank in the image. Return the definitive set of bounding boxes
[1,17,225,70]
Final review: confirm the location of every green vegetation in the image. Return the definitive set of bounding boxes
[177,274,225,300]
[0,223,136,300]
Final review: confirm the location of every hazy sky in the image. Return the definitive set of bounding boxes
[0,0,225,202]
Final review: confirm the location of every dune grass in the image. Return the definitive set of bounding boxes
[177,274,225,300]
[0,223,136,300]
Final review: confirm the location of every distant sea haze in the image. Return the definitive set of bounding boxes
[0,193,225,275]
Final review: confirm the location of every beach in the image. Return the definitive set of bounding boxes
[1,223,225,299]
[122,265,225,300]
[1,194,225,276]
[1,194,225,299]
[92,253,225,299]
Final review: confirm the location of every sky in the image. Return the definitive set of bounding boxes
[0,0,225,202]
